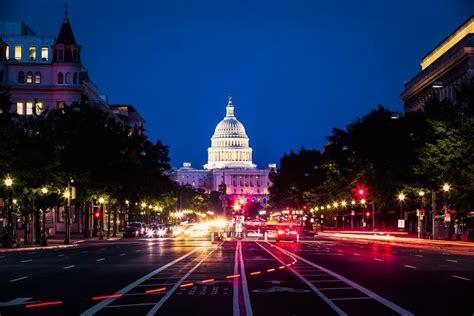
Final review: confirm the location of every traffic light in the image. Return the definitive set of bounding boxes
[366,211,370,217]
[94,211,100,219]
[352,183,368,199]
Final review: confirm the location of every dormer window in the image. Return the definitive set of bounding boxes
[14,45,22,60]
[5,45,9,60]
[73,49,78,61]
[58,49,64,61]
[29,46,36,61]
[41,47,48,61]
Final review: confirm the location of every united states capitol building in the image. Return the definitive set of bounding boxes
[170,97,275,207]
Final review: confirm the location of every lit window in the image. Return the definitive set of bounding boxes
[41,47,48,61]
[58,72,63,84]
[28,46,36,61]
[34,72,41,84]
[18,71,25,83]
[35,100,44,115]
[14,45,22,60]
[26,72,33,84]
[5,45,9,59]
[16,102,24,115]
[26,101,33,115]
[57,101,65,109]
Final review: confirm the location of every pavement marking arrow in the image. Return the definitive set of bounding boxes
[0,298,40,307]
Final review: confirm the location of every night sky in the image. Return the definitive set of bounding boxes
[2,0,473,169]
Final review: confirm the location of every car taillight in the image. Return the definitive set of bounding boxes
[277,230,285,235]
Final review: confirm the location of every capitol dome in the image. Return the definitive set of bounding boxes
[204,97,256,170]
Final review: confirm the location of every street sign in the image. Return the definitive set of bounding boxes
[397,219,405,228]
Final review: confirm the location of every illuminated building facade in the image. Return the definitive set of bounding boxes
[171,97,276,207]
[401,16,474,112]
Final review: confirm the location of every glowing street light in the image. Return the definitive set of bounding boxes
[99,197,105,204]
[418,191,425,197]
[442,183,450,192]
[333,202,338,208]
[4,177,13,187]
[398,193,406,202]
[341,200,347,207]
[360,198,367,205]
[63,190,70,199]
[141,202,147,208]
[351,200,356,206]
[41,187,48,194]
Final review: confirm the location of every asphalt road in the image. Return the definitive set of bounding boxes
[0,237,473,316]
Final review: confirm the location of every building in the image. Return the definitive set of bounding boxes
[110,104,145,135]
[401,16,474,112]
[0,8,110,115]
[171,97,275,208]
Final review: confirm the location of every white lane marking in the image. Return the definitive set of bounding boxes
[233,241,240,316]
[374,258,383,262]
[106,303,156,308]
[145,245,221,316]
[239,240,253,316]
[268,242,415,316]
[331,297,371,301]
[9,276,29,282]
[119,253,126,256]
[415,255,423,258]
[58,254,65,257]
[63,265,76,269]
[27,252,36,254]
[320,287,354,290]
[80,248,201,316]
[309,280,342,283]
[452,275,471,281]
[21,259,32,263]
[392,251,398,254]
[256,242,346,316]
[352,253,360,256]
[96,258,106,262]
[446,259,458,263]
[403,265,417,269]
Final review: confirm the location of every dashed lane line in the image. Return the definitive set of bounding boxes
[120,253,126,256]
[63,265,76,269]
[403,265,417,269]
[96,258,106,262]
[446,259,458,263]
[21,259,32,263]
[452,275,470,281]
[9,276,29,282]
[374,258,383,262]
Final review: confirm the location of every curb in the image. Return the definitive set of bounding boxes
[0,243,79,253]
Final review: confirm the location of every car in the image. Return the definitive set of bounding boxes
[275,226,299,242]
[123,225,140,238]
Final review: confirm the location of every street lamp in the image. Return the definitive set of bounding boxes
[442,183,450,192]
[398,192,406,219]
[41,187,48,246]
[4,176,14,247]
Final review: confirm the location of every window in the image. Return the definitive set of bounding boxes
[18,71,25,83]
[73,49,78,61]
[73,72,77,84]
[57,49,64,61]
[34,72,41,84]
[28,46,36,61]
[41,47,48,61]
[5,45,9,59]
[16,102,24,115]
[14,45,22,60]
[58,72,64,84]
[26,71,33,84]
[65,72,70,83]
[57,101,65,109]
[35,100,44,115]
[26,101,33,115]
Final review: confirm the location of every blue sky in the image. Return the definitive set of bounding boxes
[2,0,473,168]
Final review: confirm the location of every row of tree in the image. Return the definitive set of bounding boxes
[269,85,474,228]
[0,89,219,243]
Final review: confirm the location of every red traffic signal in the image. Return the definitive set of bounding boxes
[366,211,370,217]
[94,211,100,219]
[352,183,369,199]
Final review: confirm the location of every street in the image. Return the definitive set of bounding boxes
[0,238,473,316]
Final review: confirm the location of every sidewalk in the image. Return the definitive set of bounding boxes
[0,233,123,252]
[317,231,474,253]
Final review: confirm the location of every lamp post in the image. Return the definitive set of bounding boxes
[418,191,425,239]
[4,177,14,246]
[398,193,406,219]
[341,200,347,229]
[99,197,105,240]
[360,198,367,230]
[40,187,48,246]
[64,187,71,244]
[350,200,355,230]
